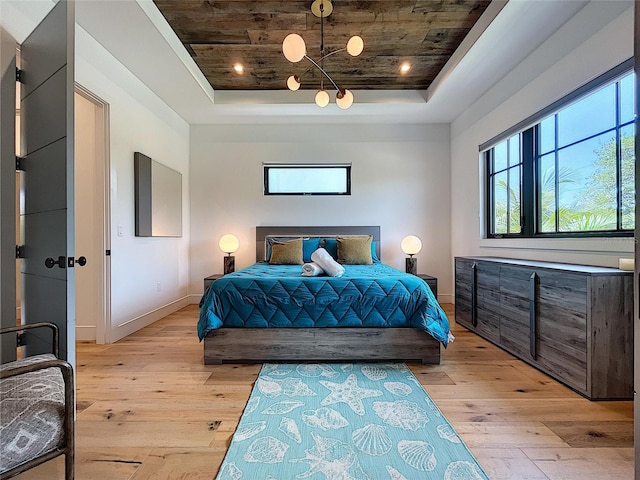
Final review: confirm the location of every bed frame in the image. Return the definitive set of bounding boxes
[203,226,440,365]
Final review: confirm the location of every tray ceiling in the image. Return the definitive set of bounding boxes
[152,0,492,91]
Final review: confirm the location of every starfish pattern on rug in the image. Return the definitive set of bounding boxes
[290,432,370,480]
[319,373,382,415]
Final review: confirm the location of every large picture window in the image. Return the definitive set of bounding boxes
[484,60,635,238]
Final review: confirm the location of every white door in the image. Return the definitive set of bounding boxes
[74,89,108,343]
[19,0,77,363]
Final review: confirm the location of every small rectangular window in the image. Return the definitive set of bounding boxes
[264,164,351,195]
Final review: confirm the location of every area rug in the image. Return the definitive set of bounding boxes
[216,363,489,480]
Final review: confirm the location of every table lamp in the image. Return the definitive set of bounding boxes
[219,233,239,274]
[401,235,422,275]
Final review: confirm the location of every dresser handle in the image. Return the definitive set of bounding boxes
[471,262,477,327]
[529,272,538,359]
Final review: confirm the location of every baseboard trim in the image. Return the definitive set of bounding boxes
[438,294,453,305]
[188,293,202,304]
[112,296,191,342]
[76,325,97,341]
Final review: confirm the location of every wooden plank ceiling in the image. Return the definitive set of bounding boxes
[152,0,492,91]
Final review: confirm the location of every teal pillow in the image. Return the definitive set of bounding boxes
[371,240,380,262]
[303,238,321,262]
[322,238,338,259]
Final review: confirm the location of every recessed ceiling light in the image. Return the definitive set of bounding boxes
[233,64,244,74]
[400,62,411,74]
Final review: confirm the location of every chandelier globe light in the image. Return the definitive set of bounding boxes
[287,75,301,91]
[346,36,364,57]
[315,90,330,108]
[282,34,306,63]
[282,0,363,109]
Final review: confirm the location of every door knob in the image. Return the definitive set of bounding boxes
[66,256,87,267]
[45,256,66,269]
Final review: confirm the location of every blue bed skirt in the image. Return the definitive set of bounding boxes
[198,262,451,346]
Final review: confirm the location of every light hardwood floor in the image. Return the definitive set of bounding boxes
[15,303,634,479]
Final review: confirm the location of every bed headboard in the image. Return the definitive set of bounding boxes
[255,226,381,262]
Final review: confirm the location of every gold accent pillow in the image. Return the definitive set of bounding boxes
[337,235,373,265]
[269,238,303,265]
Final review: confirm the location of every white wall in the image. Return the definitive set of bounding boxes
[450,3,634,273]
[75,27,191,342]
[190,123,452,302]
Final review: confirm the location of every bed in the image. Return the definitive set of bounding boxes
[198,226,451,365]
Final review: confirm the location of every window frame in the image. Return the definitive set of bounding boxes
[483,59,634,239]
[263,163,352,196]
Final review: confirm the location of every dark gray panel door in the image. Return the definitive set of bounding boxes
[0,27,17,363]
[20,0,75,361]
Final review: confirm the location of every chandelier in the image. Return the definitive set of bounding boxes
[282,0,364,109]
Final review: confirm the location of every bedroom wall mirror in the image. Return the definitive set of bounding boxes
[263,163,351,195]
[134,152,182,237]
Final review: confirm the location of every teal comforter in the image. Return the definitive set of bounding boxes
[198,262,451,346]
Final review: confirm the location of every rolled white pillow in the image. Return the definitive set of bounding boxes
[302,262,325,277]
[311,248,345,278]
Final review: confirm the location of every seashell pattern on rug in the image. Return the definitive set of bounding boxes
[216,363,489,480]
[372,400,430,430]
[234,421,266,442]
[279,416,302,444]
[437,423,462,443]
[383,381,413,396]
[351,423,392,456]
[397,440,437,471]
[444,460,487,479]
[260,400,305,415]
[301,407,349,430]
[243,436,289,464]
[361,365,388,381]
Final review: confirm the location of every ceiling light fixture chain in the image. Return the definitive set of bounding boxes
[282,0,363,109]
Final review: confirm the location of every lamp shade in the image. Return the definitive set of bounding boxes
[283,34,306,63]
[219,234,240,254]
[346,35,364,56]
[401,235,422,256]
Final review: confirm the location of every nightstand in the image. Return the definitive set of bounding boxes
[417,274,437,297]
[204,274,223,291]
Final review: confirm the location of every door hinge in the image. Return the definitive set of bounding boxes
[15,68,23,83]
[15,245,25,259]
[16,332,26,347]
[15,156,25,171]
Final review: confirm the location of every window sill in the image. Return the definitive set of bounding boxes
[478,236,634,255]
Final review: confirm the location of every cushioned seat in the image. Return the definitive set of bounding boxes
[0,354,65,473]
[0,323,74,480]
